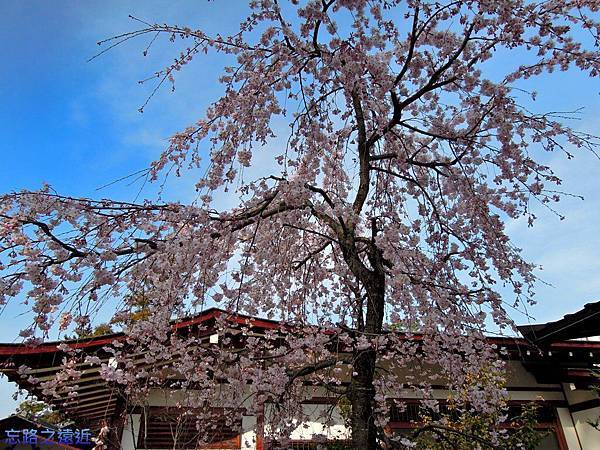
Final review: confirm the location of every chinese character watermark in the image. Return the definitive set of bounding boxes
[4,427,92,446]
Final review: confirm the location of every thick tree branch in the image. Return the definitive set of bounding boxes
[351,89,370,215]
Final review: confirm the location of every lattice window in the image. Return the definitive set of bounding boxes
[265,441,351,450]
[137,407,241,449]
[388,400,556,425]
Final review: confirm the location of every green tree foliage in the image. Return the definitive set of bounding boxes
[16,399,64,427]
[413,403,544,450]
[67,292,151,339]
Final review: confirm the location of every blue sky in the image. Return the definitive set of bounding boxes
[0,0,599,415]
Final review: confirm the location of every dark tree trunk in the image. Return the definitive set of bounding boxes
[350,347,378,449]
[338,218,387,449]
[349,270,385,450]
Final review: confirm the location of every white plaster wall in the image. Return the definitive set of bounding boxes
[505,361,553,387]
[241,415,258,450]
[264,403,350,442]
[563,385,599,406]
[506,390,565,402]
[143,386,256,408]
[289,404,349,441]
[572,407,600,450]
[120,413,141,450]
[560,383,600,450]
[557,408,582,450]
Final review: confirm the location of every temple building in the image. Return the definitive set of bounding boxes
[0,303,599,450]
